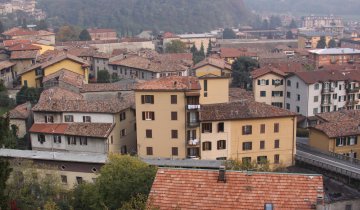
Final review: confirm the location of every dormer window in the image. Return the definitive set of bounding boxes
[44,115,54,123]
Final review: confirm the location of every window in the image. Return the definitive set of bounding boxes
[171,95,177,104]
[242,142,252,151]
[242,157,251,164]
[80,137,87,145]
[345,204,352,210]
[287,80,291,87]
[296,106,300,113]
[258,79,266,85]
[348,136,357,146]
[67,136,76,145]
[113,65,117,70]
[272,91,283,97]
[333,94,337,100]
[44,115,54,123]
[286,103,290,110]
[142,111,155,120]
[187,130,197,141]
[146,129,152,138]
[202,123,212,133]
[313,108,318,115]
[274,154,280,164]
[141,95,154,104]
[217,122,224,132]
[61,175,67,184]
[336,137,346,147]
[121,129,127,137]
[272,79,283,86]
[38,134,45,144]
[76,176,83,184]
[314,83,319,90]
[260,140,265,149]
[265,203,274,210]
[296,82,299,88]
[286,92,291,98]
[146,147,153,155]
[24,80,28,87]
[274,123,279,133]
[217,140,226,150]
[271,102,283,108]
[171,112,178,120]
[172,147,178,156]
[120,112,126,121]
[64,115,74,122]
[260,124,265,134]
[242,125,252,135]
[257,156,268,164]
[83,116,91,123]
[274,139,280,148]
[314,96,319,102]
[171,130,178,139]
[35,68,43,76]
[202,141,212,151]
[260,91,266,97]
[204,79,208,91]
[121,145,127,154]
[53,135,61,144]
[297,94,300,101]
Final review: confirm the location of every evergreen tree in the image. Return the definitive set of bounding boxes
[316,36,327,49]
[0,20,4,34]
[190,44,197,54]
[261,19,269,30]
[199,42,205,57]
[97,70,111,83]
[0,159,12,210]
[286,31,294,39]
[269,15,282,29]
[206,40,212,56]
[328,39,337,48]
[165,40,186,53]
[79,29,91,41]
[222,28,236,39]
[36,20,48,30]
[231,56,259,89]
[289,19,297,29]
[21,18,27,29]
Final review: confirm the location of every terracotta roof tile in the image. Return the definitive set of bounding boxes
[200,100,296,121]
[80,83,134,92]
[38,87,84,102]
[29,123,114,138]
[290,69,360,84]
[3,39,33,47]
[149,168,324,210]
[8,43,41,51]
[251,66,287,79]
[10,50,38,60]
[219,47,258,58]
[42,69,85,88]
[8,102,31,119]
[0,60,15,69]
[3,28,38,36]
[87,28,116,33]
[135,76,200,91]
[229,88,254,102]
[193,57,232,71]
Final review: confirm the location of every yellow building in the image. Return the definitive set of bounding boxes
[251,66,286,109]
[198,75,230,105]
[200,100,297,167]
[33,43,55,54]
[135,76,202,159]
[19,53,89,88]
[193,57,232,78]
[309,111,360,159]
[298,32,333,49]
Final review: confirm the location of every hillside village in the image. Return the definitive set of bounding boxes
[0,10,360,210]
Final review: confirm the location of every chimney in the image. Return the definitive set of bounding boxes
[217,166,226,183]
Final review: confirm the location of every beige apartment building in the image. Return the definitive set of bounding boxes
[251,66,286,109]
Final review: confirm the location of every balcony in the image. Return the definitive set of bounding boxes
[322,87,334,94]
[187,121,200,128]
[321,100,331,106]
[187,104,200,110]
[347,100,359,106]
[187,139,200,147]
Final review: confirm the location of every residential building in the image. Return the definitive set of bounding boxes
[217,47,258,64]
[19,53,90,88]
[3,28,55,45]
[87,28,117,41]
[200,100,297,166]
[0,60,16,87]
[192,57,232,77]
[177,33,216,50]
[149,168,324,210]
[135,76,201,159]
[285,70,360,118]
[8,102,33,147]
[298,32,333,49]
[309,110,360,159]
[251,66,286,108]
[341,39,360,50]
[0,149,105,188]
[198,75,230,105]
[309,48,360,67]
[301,15,344,38]
[30,87,136,154]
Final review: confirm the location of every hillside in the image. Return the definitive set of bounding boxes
[244,0,360,16]
[37,0,249,35]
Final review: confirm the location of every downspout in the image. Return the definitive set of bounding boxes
[292,116,296,165]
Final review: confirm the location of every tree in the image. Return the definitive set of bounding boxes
[165,40,186,53]
[286,30,294,39]
[44,200,61,210]
[192,43,205,64]
[231,56,259,89]
[261,19,269,30]
[206,40,212,56]
[0,20,4,34]
[79,29,91,41]
[222,28,236,39]
[16,86,42,105]
[328,39,337,48]
[0,159,12,210]
[269,15,282,29]
[289,19,297,29]
[36,20,48,30]
[56,25,79,42]
[97,154,157,209]
[21,18,27,29]
[0,115,17,149]
[316,36,327,49]
[118,194,149,210]
[97,70,111,83]
[71,183,104,210]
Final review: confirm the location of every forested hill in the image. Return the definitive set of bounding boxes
[37,0,249,35]
[244,0,360,16]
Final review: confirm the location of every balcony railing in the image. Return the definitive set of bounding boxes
[322,87,334,94]
[187,139,200,146]
[321,100,331,106]
[187,121,200,127]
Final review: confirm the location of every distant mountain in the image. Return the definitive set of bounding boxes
[244,0,360,16]
[37,0,250,35]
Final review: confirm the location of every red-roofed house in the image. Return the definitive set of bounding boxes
[87,28,117,41]
[149,168,324,210]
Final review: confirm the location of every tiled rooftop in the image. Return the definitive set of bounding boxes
[135,76,200,91]
[149,168,324,210]
[29,123,114,138]
[193,57,232,70]
[229,88,254,102]
[0,60,15,70]
[38,87,84,102]
[80,82,134,92]
[219,47,257,58]
[8,102,31,119]
[291,69,360,84]
[10,50,38,60]
[42,69,85,88]
[251,66,287,79]
[8,43,41,51]
[200,100,296,121]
